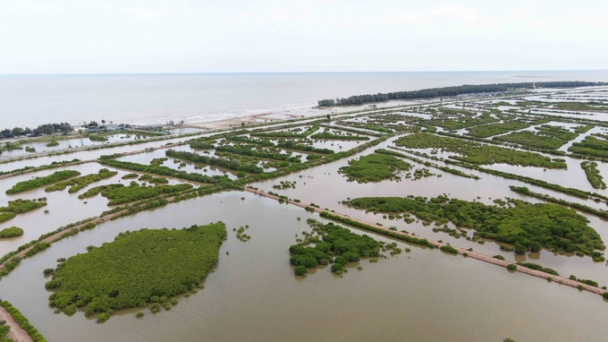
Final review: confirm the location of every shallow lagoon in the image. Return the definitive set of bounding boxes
[2,191,608,342]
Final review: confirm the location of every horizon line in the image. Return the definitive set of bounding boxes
[1,69,607,77]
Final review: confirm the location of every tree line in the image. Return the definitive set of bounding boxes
[317,81,606,107]
[1,122,73,139]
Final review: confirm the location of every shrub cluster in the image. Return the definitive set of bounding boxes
[0,199,47,223]
[346,195,604,257]
[6,170,81,194]
[0,227,24,238]
[45,168,117,193]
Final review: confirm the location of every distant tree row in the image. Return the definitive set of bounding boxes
[1,122,73,139]
[317,81,606,107]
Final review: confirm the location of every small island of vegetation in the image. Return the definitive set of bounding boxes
[45,168,117,193]
[290,219,401,276]
[0,226,24,238]
[6,170,81,194]
[45,222,226,321]
[345,195,604,257]
[338,153,411,183]
[0,199,47,223]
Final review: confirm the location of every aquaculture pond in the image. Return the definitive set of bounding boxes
[250,137,608,288]
[2,84,608,342]
[1,191,608,342]
[0,162,193,254]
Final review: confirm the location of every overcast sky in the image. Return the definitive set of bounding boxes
[0,0,606,74]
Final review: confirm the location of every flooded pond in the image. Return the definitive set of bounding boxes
[1,191,608,342]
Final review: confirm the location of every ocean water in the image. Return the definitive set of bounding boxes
[0,71,606,128]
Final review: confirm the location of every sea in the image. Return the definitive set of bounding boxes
[0,70,606,129]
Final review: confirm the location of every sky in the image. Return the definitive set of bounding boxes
[0,0,606,74]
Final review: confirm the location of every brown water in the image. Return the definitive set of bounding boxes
[0,162,191,254]
[2,101,608,340]
[1,191,608,342]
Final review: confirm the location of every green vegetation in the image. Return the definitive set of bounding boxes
[494,125,577,149]
[99,182,193,206]
[0,159,81,177]
[6,170,81,194]
[289,219,385,276]
[570,136,608,158]
[0,199,47,223]
[215,145,301,163]
[574,125,594,133]
[381,148,480,180]
[345,196,604,256]
[78,184,124,199]
[516,262,559,276]
[319,212,434,248]
[507,264,517,271]
[569,275,599,287]
[99,159,232,186]
[0,300,47,342]
[0,227,23,238]
[324,125,383,137]
[556,102,608,112]
[508,186,608,234]
[150,158,168,166]
[581,161,606,189]
[88,135,108,142]
[166,149,263,174]
[45,168,117,193]
[294,265,307,276]
[436,157,600,200]
[427,113,499,130]
[189,141,215,149]
[344,123,392,133]
[440,245,458,255]
[278,140,334,154]
[147,177,169,184]
[317,82,605,106]
[310,131,370,140]
[395,133,566,169]
[251,126,319,138]
[339,153,411,183]
[46,139,59,147]
[121,173,138,179]
[494,131,566,149]
[235,226,250,242]
[467,121,530,138]
[46,222,226,320]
